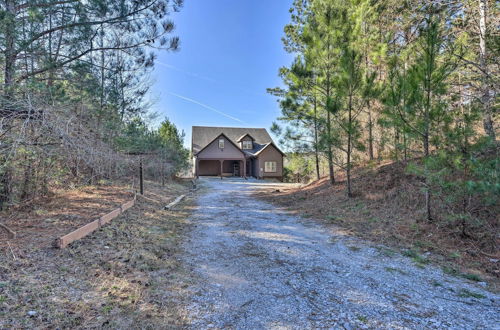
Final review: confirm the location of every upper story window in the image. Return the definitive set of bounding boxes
[242,140,253,149]
[218,139,225,149]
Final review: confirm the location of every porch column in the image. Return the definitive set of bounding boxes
[219,160,223,179]
[195,158,199,178]
[242,159,246,179]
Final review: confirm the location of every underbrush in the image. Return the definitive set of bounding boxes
[0,180,195,328]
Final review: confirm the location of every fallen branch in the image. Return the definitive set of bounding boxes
[0,223,16,239]
[480,251,499,259]
[7,242,16,260]
[164,195,185,210]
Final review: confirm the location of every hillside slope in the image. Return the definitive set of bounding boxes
[256,160,499,287]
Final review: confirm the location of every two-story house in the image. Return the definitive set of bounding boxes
[192,126,284,180]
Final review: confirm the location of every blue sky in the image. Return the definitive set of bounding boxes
[149,0,294,147]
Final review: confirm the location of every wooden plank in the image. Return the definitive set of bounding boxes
[56,195,136,248]
[121,199,135,212]
[58,219,100,248]
[99,208,121,225]
[164,195,186,210]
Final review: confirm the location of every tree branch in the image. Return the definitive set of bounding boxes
[15,0,79,11]
[15,0,158,55]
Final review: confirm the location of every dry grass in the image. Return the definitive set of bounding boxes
[0,179,196,328]
[254,161,499,289]
[0,183,134,248]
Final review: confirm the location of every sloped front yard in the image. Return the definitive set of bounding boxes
[0,180,195,328]
[253,162,499,290]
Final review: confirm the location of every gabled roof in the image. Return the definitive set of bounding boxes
[192,126,274,154]
[236,133,255,142]
[194,133,245,156]
[253,142,286,157]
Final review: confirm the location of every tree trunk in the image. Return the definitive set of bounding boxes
[4,0,16,96]
[326,71,335,185]
[424,58,432,221]
[98,24,105,139]
[313,95,320,181]
[394,128,399,161]
[347,92,353,197]
[425,188,432,221]
[326,110,335,185]
[0,166,12,211]
[0,0,15,209]
[367,101,374,161]
[403,132,408,161]
[479,0,496,140]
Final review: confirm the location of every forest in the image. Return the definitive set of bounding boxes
[0,1,498,327]
[270,0,498,227]
[0,0,189,211]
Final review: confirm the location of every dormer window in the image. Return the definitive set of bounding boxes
[219,139,224,149]
[242,140,253,149]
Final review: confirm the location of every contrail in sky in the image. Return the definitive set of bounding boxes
[157,61,217,83]
[168,92,245,123]
[157,61,263,97]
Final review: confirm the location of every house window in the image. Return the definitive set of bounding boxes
[242,140,253,149]
[264,161,277,173]
[219,139,224,149]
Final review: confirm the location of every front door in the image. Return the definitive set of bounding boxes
[246,159,251,176]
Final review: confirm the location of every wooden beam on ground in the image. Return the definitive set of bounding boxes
[164,195,186,210]
[121,199,135,211]
[56,196,136,249]
[57,219,100,249]
[99,208,121,226]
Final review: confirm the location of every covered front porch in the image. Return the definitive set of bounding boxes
[195,158,254,178]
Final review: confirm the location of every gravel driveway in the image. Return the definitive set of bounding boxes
[183,177,498,329]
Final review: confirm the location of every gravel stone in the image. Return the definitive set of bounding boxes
[183,178,499,329]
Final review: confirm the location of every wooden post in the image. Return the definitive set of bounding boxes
[195,158,199,178]
[243,159,246,178]
[139,157,144,195]
[220,160,223,179]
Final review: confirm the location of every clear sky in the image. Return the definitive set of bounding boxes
[150,0,294,147]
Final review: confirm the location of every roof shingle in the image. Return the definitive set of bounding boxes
[192,126,274,155]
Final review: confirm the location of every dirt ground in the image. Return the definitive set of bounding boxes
[253,162,499,290]
[0,180,195,329]
[0,183,134,249]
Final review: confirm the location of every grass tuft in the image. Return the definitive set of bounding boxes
[356,314,368,323]
[384,267,408,275]
[457,289,486,299]
[461,273,482,282]
[402,249,429,266]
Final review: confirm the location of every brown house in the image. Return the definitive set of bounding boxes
[192,126,284,180]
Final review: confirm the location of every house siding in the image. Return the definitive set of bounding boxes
[256,145,283,180]
[253,158,260,178]
[197,136,245,159]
